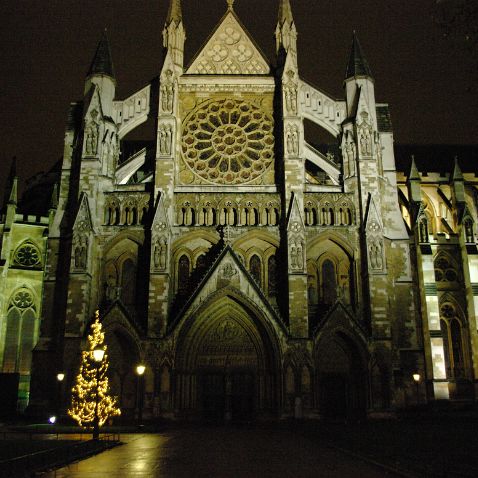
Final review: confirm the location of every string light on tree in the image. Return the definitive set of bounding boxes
[68,310,120,430]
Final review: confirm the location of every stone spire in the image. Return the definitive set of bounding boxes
[87,30,115,80]
[346,31,373,79]
[407,156,421,204]
[276,0,297,54]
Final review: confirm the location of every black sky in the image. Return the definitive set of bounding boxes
[0,0,476,197]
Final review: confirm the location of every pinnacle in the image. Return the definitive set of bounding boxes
[452,156,464,181]
[408,155,420,181]
[345,31,373,79]
[278,0,294,25]
[226,0,236,10]
[167,0,182,23]
[87,30,115,79]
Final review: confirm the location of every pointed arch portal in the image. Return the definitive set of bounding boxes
[175,295,280,422]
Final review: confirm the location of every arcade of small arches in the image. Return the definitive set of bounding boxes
[104,192,150,226]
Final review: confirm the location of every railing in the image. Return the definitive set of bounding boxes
[0,432,121,477]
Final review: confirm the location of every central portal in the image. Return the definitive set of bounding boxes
[197,317,258,422]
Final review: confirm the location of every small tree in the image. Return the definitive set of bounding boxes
[68,310,120,429]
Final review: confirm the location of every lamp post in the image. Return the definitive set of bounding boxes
[413,373,421,406]
[92,346,105,440]
[136,364,146,428]
[56,372,65,421]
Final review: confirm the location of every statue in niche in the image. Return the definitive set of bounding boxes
[74,241,87,269]
[285,86,298,115]
[85,124,98,155]
[369,241,383,270]
[161,84,174,113]
[292,128,299,155]
[464,220,474,243]
[159,128,166,155]
[290,245,297,269]
[419,218,429,243]
[296,243,304,269]
[165,126,172,155]
[154,238,167,270]
[286,130,294,155]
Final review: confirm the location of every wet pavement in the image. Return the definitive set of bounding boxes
[40,425,399,477]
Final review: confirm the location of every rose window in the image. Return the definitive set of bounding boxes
[181,99,274,185]
[14,243,41,267]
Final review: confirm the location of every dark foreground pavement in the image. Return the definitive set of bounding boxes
[40,426,402,478]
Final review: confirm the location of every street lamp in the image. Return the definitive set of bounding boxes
[92,346,105,440]
[413,373,421,405]
[56,372,65,422]
[136,364,146,428]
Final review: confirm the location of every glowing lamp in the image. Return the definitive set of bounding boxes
[93,347,105,363]
[57,373,65,382]
[136,364,146,376]
[49,416,57,424]
[413,373,421,383]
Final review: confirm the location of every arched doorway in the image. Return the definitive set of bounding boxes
[316,332,367,420]
[175,295,280,422]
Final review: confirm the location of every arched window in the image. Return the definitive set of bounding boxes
[268,255,277,296]
[120,259,137,307]
[321,260,336,305]
[440,308,466,379]
[18,309,36,375]
[451,319,464,378]
[2,290,38,377]
[250,255,262,286]
[196,254,207,277]
[3,308,21,373]
[178,255,190,293]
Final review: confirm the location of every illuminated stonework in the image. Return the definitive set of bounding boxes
[181,98,274,185]
[13,242,41,268]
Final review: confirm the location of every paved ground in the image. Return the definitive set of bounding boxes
[40,426,399,478]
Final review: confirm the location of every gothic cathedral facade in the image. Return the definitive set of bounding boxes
[2,0,477,419]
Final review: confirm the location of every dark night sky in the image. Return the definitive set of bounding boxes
[0,0,476,197]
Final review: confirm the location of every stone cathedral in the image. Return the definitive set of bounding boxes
[1,0,478,420]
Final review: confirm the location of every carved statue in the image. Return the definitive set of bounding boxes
[370,242,383,270]
[419,218,429,243]
[292,129,299,155]
[296,243,304,269]
[85,124,98,155]
[290,245,297,269]
[161,84,174,113]
[159,129,166,155]
[464,220,474,243]
[285,86,298,115]
[165,126,172,155]
[286,130,294,155]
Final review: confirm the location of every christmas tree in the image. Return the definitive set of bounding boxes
[68,310,120,430]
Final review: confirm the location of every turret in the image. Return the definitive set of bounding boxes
[344,32,376,124]
[275,0,297,55]
[84,31,116,117]
[162,0,186,72]
[406,156,422,204]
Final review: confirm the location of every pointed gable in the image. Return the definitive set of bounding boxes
[170,245,285,333]
[73,193,94,233]
[186,10,270,75]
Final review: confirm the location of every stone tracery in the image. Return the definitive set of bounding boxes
[181,98,274,185]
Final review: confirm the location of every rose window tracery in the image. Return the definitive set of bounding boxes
[14,242,41,267]
[181,99,274,185]
[12,290,34,309]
